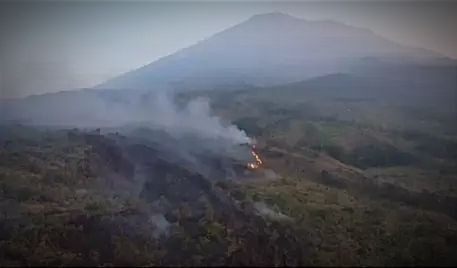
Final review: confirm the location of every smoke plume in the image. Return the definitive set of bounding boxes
[2,89,252,146]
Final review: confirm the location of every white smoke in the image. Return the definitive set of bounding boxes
[2,89,252,146]
[145,93,251,145]
[149,213,171,238]
[253,202,291,221]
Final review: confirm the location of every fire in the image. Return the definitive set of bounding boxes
[251,150,263,165]
[247,162,259,169]
[247,146,263,169]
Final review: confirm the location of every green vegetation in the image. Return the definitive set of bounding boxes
[1,82,457,265]
[183,84,457,265]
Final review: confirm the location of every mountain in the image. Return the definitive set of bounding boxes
[3,64,455,127]
[2,12,455,127]
[97,12,448,91]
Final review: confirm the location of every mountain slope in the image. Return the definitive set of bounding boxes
[97,12,445,91]
[2,64,456,127]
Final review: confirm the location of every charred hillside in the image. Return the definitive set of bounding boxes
[0,126,310,266]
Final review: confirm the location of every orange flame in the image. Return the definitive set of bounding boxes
[247,146,263,169]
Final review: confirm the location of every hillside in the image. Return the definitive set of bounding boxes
[2,79,457,265]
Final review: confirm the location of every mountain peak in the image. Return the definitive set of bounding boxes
[248,12,299,21]
[244,12,305,25]
[97,12,443,90]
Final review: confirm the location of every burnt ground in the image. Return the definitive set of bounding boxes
[0,126,310,266]
[1,123,457,266]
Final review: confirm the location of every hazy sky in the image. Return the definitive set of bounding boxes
[1,1,456,98]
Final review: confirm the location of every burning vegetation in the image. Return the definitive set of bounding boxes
[247,145,263,169]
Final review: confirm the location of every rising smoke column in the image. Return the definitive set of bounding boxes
[145,93,252,146]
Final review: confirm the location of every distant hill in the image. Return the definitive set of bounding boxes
[97,12,451,91]
[259,66,456,108]
[3,66,455,127]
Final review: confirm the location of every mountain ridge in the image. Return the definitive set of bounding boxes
[96,12,446,91]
